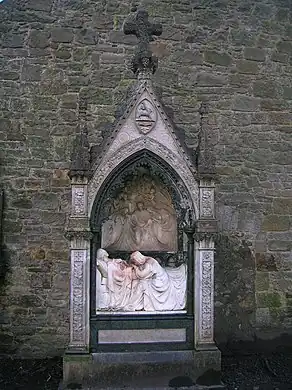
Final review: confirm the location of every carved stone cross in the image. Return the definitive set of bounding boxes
[123,9,162,75]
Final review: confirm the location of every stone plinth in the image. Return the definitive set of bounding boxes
[63,348,222,388]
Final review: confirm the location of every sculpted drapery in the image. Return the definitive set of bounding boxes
[96,250,187,312]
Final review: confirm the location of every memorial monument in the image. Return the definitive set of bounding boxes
[64,7,220,387]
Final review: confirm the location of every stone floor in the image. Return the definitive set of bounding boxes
[0,353,292,390]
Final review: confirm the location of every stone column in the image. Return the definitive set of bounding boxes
[195,178,217,348]
[66,176,92,353]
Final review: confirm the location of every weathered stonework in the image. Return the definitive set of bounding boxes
[0,0,292,356]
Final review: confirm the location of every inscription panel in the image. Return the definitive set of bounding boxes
[98,328,186,344]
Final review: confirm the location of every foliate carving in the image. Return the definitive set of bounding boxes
[65,230,93,242]
[88,137,199,218]
[71,250,85,343]
[72,187,86,215]
[135,99,157,134]
[194,232,217,242]
[200,255,213,341]
[200,188,214,218]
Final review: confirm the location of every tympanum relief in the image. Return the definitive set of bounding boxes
[96,249,186,312]
[101,176,177,252]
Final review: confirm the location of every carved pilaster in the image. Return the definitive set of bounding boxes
[195,235,215,347]
[199,179,215,219]
[66,173,91,352]
[69,248,90,352]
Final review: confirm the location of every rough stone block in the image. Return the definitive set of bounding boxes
[21,65,42,81]
[232,95,260,111]
[150,41,170,59]
[2,33,24,48]
[60,94,78,109]
[273,198,292,214]
[33,96,58,111]
[25,0,54,12]
[196,72,226,86]
[91,68,121,88]
[31,193,59,210]
[256,272,269,291]
[269,271,292,292]
[100,53,125,64]
[276,40,292,54]
[51,28,74,43]
[257,292,282,308]
[269,112,292,125]
[204,50,232,66]
[173,49,202,64]
[253,81,277,98]
[28,30,50,48]
[271,51,288,63]
[262,215,290,232]
[256,253,277,272]
[244,47,266,62]
[80,87,112,104]
[268,241,291,251]
[76,28,98,45]
[283,87,292,100]
[56,48,71,60]
[12,198,33,209]
[58,109,77,122]
[276,126,292,134]
[109,30,137,45]
[236,60,259,74]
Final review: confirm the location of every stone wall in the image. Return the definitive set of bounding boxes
[0,0,291,356]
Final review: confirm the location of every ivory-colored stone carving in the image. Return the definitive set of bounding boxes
[96,249,187,312]
[72,187,86,215]
[135,98,157,134]
[101,176,177,252]
[71,250,85,343]
[200,188,213,218]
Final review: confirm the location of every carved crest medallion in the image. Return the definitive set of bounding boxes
[135,99,157,134]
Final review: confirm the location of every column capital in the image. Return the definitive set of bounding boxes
[65,230,93,242]
[194,232,217,242]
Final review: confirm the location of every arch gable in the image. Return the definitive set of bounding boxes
[88,137,199,218]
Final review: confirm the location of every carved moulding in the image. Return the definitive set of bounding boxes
[88,137,199,218]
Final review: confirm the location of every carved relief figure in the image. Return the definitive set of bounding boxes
[96,249,187,312]
[137,101,153,120]
[135,99,157,134]
[101,176,177,252]
[96,249,138,310]
[130,251,186,311]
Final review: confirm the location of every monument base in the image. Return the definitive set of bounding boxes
[62,347,223,389]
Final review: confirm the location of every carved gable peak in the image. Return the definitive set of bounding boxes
[91,78,196,175]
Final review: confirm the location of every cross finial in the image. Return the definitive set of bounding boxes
[123,8,162,76]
